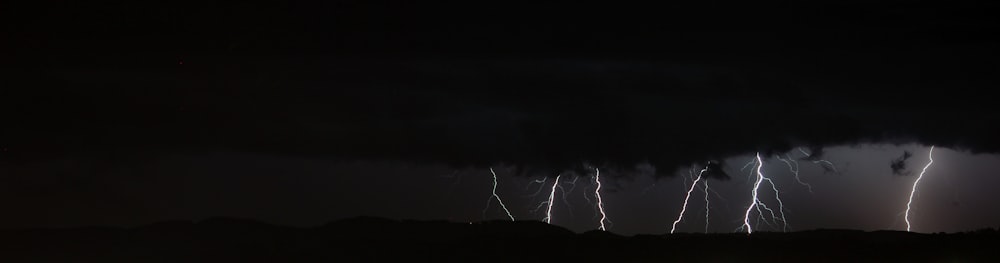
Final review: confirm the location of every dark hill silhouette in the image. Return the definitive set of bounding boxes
[322,217,574,243]
[581,229,626,239]
[0,217,997,262]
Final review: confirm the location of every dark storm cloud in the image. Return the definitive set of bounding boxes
[699,161,731,181]
[5,0,1000,179]
[797,148,839,174]
[891,151,915,176]
[8,56,999,180]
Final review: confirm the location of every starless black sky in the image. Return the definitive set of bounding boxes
[2,0,1000,234]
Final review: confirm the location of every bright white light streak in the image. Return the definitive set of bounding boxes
[738,154,790,233]
[543,175,562,224]
[671,166,708,233]
[487,167,515,221]
[594,168,609,231]
[905,145,935,232]
[741,153,765,234]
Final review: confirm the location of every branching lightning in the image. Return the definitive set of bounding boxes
[741,154,765,234]
[671,166,708,233]
[761,177,788,232]
[905,146,935,232]
[739,153,789,234]
[594,168,609,231]
[776,154,813,193]
[560,176,580,217]
[485,167,515,221]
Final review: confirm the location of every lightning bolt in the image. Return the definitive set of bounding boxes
[594,167,609,231]
[761,177,788,232]
[671,166,708,233]
[703,180,710,233]
[485,167,515,221]
[739,153,788,234]
[741,154,765,234]
[543,175,562,224]
[776,154,813,193]
[905,145,935,232]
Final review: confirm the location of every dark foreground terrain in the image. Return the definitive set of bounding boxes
[1,217,997,262]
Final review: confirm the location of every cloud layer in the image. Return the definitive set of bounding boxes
[4,0,999,179]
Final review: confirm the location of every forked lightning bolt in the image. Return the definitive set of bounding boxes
[905,146,935,232]
[776,154,813,193]
[671,166,708,233]
[761,177,788,232]
[741,154,765,234]
[594,168,609,231]
[739,153,788,234]
[485,167,515,221]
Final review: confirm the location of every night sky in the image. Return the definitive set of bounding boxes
[3,0,1000,235]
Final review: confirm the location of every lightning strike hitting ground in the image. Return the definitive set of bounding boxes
[777,154,813,193]
[671,166,709,233]
[703,180,710,233]
[741,154,765,234]
[594,168,609,231]
[905,146,935,232]
[543,175,562,224]
[485,167,515,221]
[739,153,789,234]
